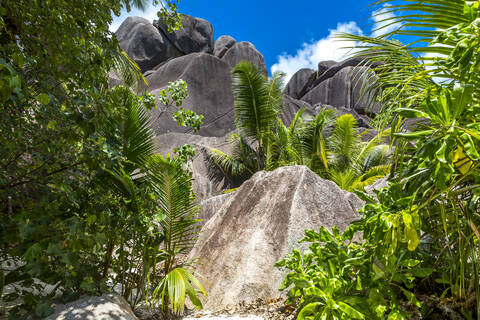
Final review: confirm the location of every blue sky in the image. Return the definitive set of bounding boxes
[111,1,397,79]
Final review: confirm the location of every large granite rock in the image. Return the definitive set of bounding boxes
[45,294,137,320]
[116,17,183,73]
[198,192,235,226]
[154,14,214,55]
[281,95,314,126]
[154,132,233,200]
[317,60,337,75]
[302,66,378,119]
[189,166,363,311]
[284,68,316,100]
[214,35,237,59]
[301,77,331,107]
[146,53,235,137]
[221,41,267,74]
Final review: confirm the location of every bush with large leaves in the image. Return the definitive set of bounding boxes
[278,0,480,319]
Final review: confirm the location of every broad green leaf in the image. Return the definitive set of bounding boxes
[396,108,428,119]
[37,93,50,105]
[400,287,421,307]
[394,130,435,140]
[298,302,322,320]
[404,226,420,251]
[337,301,365,319]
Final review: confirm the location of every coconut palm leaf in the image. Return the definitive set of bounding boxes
[354,164,391,191]
[104,91,155,173]
[202,146,254,182]
[146,155,200,256]
[153,267,206,315]
[361,144,392,172]
[232,61,280,146]
[111,50,148,92]
[328,114,361,171]
[298,108,335,174]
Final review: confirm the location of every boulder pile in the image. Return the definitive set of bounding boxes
[115,15,380,200]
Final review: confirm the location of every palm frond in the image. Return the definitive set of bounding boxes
[202,146,254,180]
[111,50,148,91]
[103,89,156,173]
[328,114,360,171]
[232,61,279,144]
[354,164,391,190]
[298,108,335,173]
[361,144,393,172]
[146,155,200,254]
[328,168,359,191]
[153,267,207,315]
[267,71,286,115]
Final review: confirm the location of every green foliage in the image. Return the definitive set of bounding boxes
[280,1,480,319]
[145,155,207,314]
[0,0,206,317]
[203,61,285,185]
[158,80,204,133]
[204,62,391,192]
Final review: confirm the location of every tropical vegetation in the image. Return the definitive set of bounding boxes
[203,62,392,192]
[0,0,205,318]
[277,0,480,319]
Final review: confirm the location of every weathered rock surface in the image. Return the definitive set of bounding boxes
[317,60,337,75]
[154,14,214,55]
[221,42,267,74]
[154,132,233,200]
[189,166,363,311]
[198,192,235,226]
[146,53,235,137]
[281,96,314,126]
[284,68,316,100]
[116,17,183,73]
[302,66,378,120]
[45,294,137,320]
[214,35,237,59]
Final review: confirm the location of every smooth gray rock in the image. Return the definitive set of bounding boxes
[282,96,314,126]
[307,58,370,92]
[146,53,235,137]
[214,35,237,59]
[301,78,331,107]
[317,60,337,75]
[221,42,267,74]
[284,68,316,100]
[189,166,363,311]
[116,17,183,73]
[154,132,234,200]
[45,294,137,320]
[198,192,235,226]
[154,14,214,55]
[302,66,379,117]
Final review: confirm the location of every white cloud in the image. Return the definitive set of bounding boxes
[270,22,363,82]
[110,3,161,32]
[371,4,398,38]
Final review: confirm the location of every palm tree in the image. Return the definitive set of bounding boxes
[100,88,206,312]
[147,154,206,316]
[295,112,392,192]
[203,61,286,185]
[204,61,392,192]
